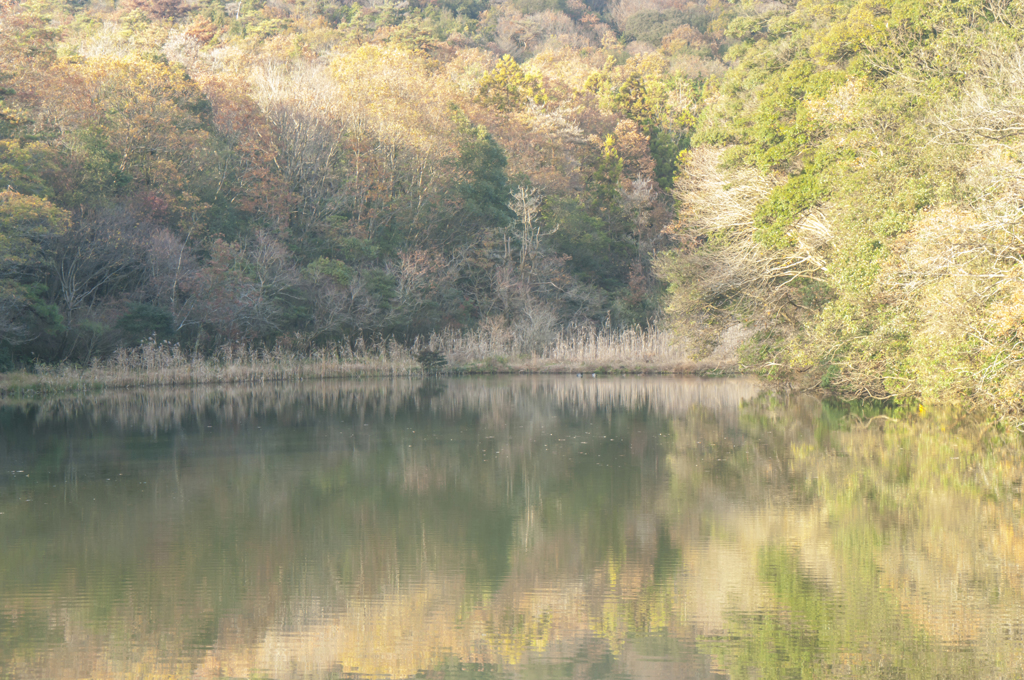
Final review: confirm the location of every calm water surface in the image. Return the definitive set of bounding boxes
[2,376,1023,679]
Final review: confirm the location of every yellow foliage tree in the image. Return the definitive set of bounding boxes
[0,189,69,269]
[70,56,214,212]
[478,54,547,112]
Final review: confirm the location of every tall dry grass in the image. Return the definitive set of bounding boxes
[423,318,698,373]
[0,336,418,395]
[1,321,726,395]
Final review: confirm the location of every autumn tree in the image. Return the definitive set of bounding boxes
[612,119,656,182]
[330,45,462,247]
[51,56,220,235]
[0,0,730,361]
[204,78,293,234]
[119,0,189,19]
[250,61,343,238]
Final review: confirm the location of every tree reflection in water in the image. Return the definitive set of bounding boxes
[1,377,1022,679]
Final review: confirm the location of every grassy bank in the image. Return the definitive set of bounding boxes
[0,323,725,396]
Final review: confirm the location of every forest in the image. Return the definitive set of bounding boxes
[0,0,712,363]
[3,0,1024,417]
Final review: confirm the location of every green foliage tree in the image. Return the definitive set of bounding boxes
[546,196,630,290]
[587,135,623,219]
[0,190,70,348]
[478,55,547,112]
[454,122,514,241]
[614,72,654,132]
[0,190,68,269]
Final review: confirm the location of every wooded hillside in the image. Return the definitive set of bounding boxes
[657,0,1024,417]
[0,0,726,367]
[5,0,1024,417]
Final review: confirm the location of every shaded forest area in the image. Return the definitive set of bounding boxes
[0,0,730,368]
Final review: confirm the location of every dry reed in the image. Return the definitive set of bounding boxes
[423,319,702,373]
[0,322,737,396]
[0,336,419,395]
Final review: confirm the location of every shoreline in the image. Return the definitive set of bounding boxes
[0,356,744,399]
[1,326,748,398]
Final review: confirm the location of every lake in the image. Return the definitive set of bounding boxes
[1,376,1023,679]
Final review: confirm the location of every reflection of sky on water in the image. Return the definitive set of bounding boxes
[1,376,1023,679]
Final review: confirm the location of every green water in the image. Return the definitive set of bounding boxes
[1,376,1023,679]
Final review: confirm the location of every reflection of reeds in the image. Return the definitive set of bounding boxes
[13,375,763,435]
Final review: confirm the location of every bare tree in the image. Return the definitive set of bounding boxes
[657,146,834,357]
[249,62,344,234]
[621,175,655,237]
[303,272,354,340]
[934,49,1024,143]
[507,186,557,267]
[144,227,202,333]
[234,229,303,337]
[51,207,147,320]
[669,146,829,303]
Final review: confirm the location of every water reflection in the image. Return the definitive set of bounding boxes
[1,377,1023,679]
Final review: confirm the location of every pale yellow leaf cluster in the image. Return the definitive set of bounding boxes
[330,45,459,160]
